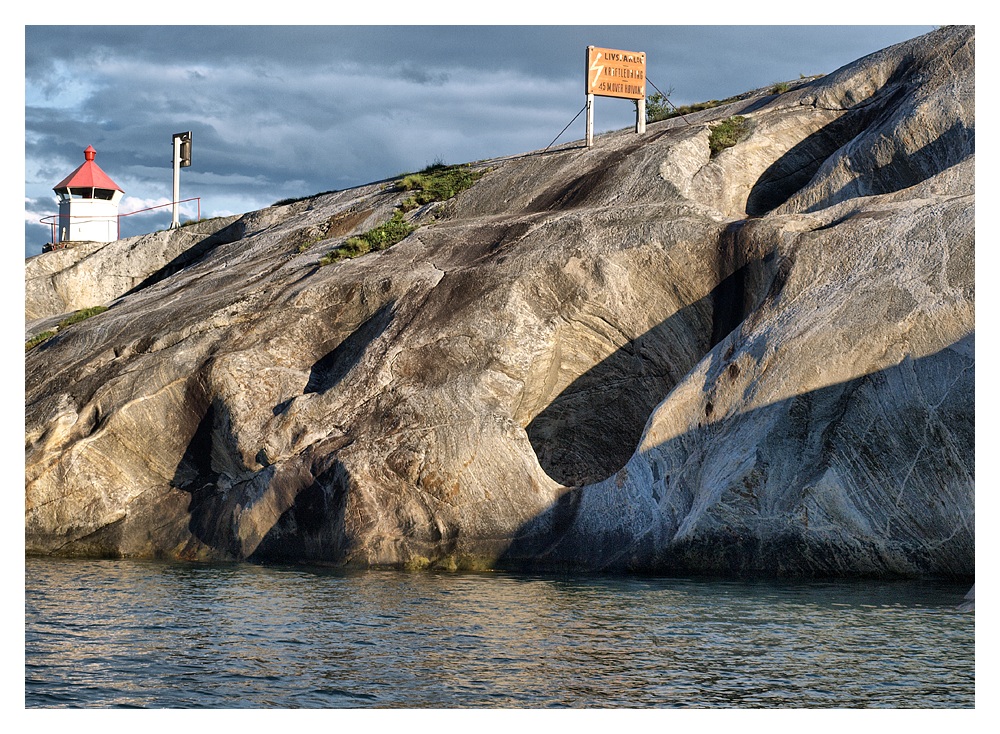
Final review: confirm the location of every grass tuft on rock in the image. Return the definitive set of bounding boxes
[320,163,483,266]
[26,306,109,351]
[708,115,751,156]
[397,163,483,213]
[58,306,108,328]
[25,330,56,351]
[319,212,415,266]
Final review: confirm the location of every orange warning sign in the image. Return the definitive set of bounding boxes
[586,46,646,100]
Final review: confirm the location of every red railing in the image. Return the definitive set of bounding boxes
[40,197,202,245]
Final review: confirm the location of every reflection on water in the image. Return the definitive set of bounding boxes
[25,557,974,708]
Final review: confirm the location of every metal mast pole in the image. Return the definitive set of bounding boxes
[171,134,181,229]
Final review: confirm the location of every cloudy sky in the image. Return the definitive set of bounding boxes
[23,19,938,257]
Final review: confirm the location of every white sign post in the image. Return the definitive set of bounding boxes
[586,93,595,147]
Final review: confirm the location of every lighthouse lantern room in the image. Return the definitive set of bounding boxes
[53,145,124,244]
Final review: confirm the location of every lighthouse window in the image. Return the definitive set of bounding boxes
[94,189,114,200]
[69,187,94,199]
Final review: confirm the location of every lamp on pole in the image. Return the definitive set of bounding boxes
[171,131,192,228]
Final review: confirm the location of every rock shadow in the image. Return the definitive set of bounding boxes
[171,394,239,556]
[304,301,395,395]
[747,78,973,216]
[746,109,871,216]
[172,377,358,560]
[527,226,785,486]
[248,455,356,563]
[270,300,397,417]
[814,120,973,208]
[525,295,708,487]
[505,336,975,578]
[168,304,396,557]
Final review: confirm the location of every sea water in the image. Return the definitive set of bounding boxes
[24,556,974,708]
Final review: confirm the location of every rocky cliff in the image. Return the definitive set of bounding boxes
[25,26,974,578]
[25,216,243,330]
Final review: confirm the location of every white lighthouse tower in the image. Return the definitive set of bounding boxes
[52,145,124,244]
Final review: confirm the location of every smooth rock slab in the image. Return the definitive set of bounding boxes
[25,27,974,578]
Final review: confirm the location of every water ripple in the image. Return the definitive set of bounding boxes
[25,558,974,708]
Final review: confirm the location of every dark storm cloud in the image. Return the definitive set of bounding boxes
[24,25,935,257]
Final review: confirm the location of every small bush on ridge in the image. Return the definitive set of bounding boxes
[320,163,483,266]
[26,306,108,351]
[25,331,56,351]
[58,306,108,328]
[708,116,751,156]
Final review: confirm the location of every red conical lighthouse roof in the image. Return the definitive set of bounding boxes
[53,146,124,192]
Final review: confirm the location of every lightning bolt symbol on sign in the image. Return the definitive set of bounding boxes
[590,51,604,87]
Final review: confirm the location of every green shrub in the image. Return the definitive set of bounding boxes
[708,115,751,156]
[770,81,791,94]
[318,251,338,267]
[397,163,483,212]
[58,306,108,328]
[320,237,370,266]
[317,162,484,267]
[25,306,108,350]
[357,211,415,250]
[25,331,56,351]
[319,212,414,266]
[645,91,675,123]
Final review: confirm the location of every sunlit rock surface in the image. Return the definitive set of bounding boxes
[25,26,974,578]
[25,216,242,328]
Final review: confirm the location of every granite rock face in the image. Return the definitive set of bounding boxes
[25,26,974,578]
[25,216,243,329]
